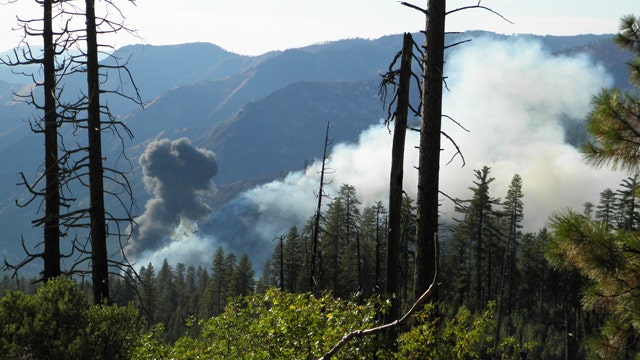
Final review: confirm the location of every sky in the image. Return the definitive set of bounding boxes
[0,0,636,56]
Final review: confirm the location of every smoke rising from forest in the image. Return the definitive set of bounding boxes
[126,137,218,262]
[135,36,626,271]
[230,37,623,245]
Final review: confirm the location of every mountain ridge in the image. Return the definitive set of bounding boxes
[0,31,631,274]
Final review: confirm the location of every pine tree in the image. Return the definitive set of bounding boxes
[448,166,503,308]
[596,188,617,229]
[547,210,639,358]
[582,15,640,174]
[205,247,235,317]
[615,176,640,230]
[337,184,362,295]
[233,254,255,297]
[155,259,176,334]
[360,201,388,296]
[320,195,347,294]
[283,226,303,292]
[138,263,157,325]
[496,174,524,343]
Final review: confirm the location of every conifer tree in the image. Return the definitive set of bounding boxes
[154,259,176,331]
[138,263,156,325]
[320,194,347,295]
[360,202,388,296]
[459,166,501,307]
[582,15,640,174]
[496,174,524,343]
[615,176,640,230]
[283,226,302,292]
[205,247,230,317]
[549,15,640,358]
[233,254,255,297]
[596,188,617,229]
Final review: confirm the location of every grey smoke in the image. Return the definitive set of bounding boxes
[126,137,218,260]
[132,36,626,272]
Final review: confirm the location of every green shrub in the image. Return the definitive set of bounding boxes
[0,277,143,360]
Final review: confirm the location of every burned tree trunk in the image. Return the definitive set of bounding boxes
[85,0,109,304]
[309,122,332,293]
[414,0,446,303]
[386,32,413,323]
[43,0,61,280]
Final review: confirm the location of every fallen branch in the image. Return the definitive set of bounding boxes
[318,234,438,360]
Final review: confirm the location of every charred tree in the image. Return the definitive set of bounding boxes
[413,0,446,303]
[2,1,142,301]
[42,0,61,280]
[84,0,110,304]
[309,122,333,293]
[0,0,77,281]
[382,32,415,324]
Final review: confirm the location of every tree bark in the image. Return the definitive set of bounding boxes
[414,0,446,302]
[309,122,331,293]
[386,32,413,323]
[43,0,61,280]
[86,0,109,304]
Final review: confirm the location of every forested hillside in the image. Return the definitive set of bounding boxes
[0,1,639,356]
[0,31,630,272]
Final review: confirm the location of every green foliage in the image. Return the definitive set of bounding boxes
[397,302,536,360]
[582,15,640,174]
[0,277,144,360]
[139,288,389,359]
[85,301,146,359]
[548,209,640,356]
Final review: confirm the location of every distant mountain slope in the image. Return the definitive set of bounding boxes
[557,37,633,88]
[99,43,278,114]
[0,31,632,274]
[197,79,384,185]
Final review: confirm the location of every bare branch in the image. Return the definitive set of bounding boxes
[400,1,427,15]
[318,235,439,360]
[446,3,513,25]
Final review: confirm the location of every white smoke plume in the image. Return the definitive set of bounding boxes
[135,36,627,270]
[223,36,624,256]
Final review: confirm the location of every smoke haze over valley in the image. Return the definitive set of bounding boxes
[0,32,631,273]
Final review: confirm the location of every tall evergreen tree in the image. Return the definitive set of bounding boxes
[138,263,157,325]
[360,202,388,296]
[337,184,361,295]
[320,194,347,295]
[496,174,524,343]
[596,188,617,229]
[205,247,234,317]
[233,254,255,297]
[283,226,303,292]
[463,166,500,308]
[154,259,176,331]
[615,176,640,230]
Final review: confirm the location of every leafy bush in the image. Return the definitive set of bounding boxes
[141,288,391,359]
[397,302,537,360]
[0,277,144,359]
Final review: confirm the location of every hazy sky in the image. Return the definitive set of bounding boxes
[0,0,636,55]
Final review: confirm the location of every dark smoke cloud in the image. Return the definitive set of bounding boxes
[126,137,217,259]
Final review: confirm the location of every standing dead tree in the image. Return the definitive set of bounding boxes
[405,0,510,305]
[1,0,80,281]
[2,0,142,303]
[309,121,334,294]
[380,32,420,336]
[319,0,510,357]
[64,0,142,304]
